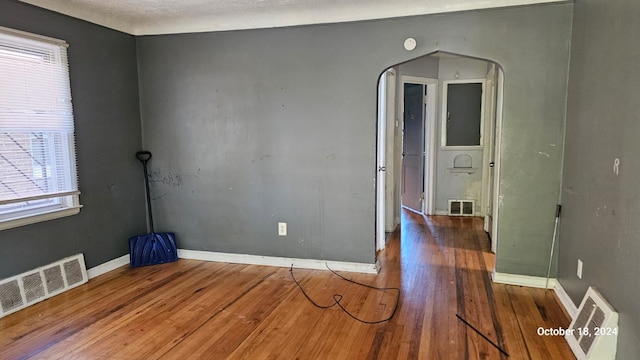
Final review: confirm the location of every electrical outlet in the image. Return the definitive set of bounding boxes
[278,222,287,236]
[577,259,583,279]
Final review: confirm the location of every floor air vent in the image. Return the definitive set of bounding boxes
[566,287,618,360]
[448,200,475,216]
[0,254,88,318]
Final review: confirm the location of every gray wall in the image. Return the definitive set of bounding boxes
[0,1,145,278]
[137,3,573,269]
[558,0,640,358]
[398,56,440,78]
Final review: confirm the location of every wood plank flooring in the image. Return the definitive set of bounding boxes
[0,210,575,359]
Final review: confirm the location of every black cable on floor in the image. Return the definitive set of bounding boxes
[456,313,510,357]
[289,264,400,324]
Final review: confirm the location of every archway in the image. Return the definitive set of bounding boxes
[376,51,505,255]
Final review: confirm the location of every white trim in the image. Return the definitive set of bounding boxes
[177,249,379,274]
[554,281,578,320]
[482,65,497,234]
[425,81,438,215]
[0,190,81,206]
[0,205,82,231]
[401,75,438,85]
[0,25,68,47]
[87,254,130,279]
[492,272,556,289]
[490,68,505,254]
[376,71,387,251]
[384,69,397,233]
[400,76,438,215]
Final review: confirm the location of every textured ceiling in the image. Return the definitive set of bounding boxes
[19,0,566,35]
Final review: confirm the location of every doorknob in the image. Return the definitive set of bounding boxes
[489,162,495,168]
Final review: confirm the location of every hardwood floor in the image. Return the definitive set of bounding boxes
[0,210,575,359]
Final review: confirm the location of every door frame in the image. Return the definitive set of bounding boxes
[479,65,504,254]
[376,71,388,251]
[490,68,504,253]
[399,76,437,215]
[482,66,498,233]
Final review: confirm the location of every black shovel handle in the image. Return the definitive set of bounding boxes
[136,151,152,163]
[136,151,154,233]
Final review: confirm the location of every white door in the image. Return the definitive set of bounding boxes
[376,72,387,251]
[490,68,504,253]
[481,65,504,253]
[484,66,498,235]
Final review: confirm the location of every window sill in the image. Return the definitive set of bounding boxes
[0,205,82,231]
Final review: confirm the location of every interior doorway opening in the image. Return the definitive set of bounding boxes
[376,51,504,256]
[400,77,437,216]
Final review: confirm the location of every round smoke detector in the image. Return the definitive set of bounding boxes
[403,37,417,51]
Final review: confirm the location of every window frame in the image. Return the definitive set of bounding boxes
[0,26,81,231]
[440,79,486,150]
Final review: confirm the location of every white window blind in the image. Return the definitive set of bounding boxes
[0,26,81,229]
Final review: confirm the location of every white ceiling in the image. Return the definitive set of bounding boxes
[20,0,566,35]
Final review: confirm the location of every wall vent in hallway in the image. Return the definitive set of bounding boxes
[0,254,87,318]
[448,200,475,216]
[565,287,618,360]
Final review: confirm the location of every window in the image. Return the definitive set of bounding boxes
[0,26,81,230]
[441,80,485,148]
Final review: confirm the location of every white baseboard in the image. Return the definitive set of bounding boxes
[87,254,129,279]
[492,273,578,320]
[435,210,449,216]
[86,249,379,279]
[492,272,556,289]
[177,249,378,274]
[554,280,578,320]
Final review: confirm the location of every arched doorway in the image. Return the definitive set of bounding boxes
[376,52,505,255]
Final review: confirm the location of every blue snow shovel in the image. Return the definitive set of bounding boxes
[129,151,178,267]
